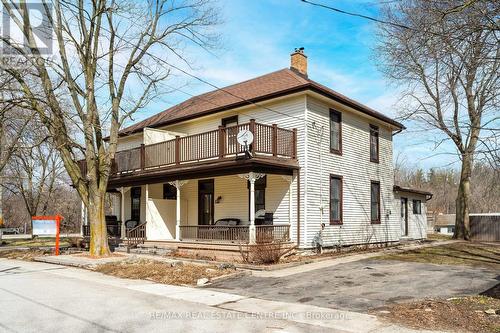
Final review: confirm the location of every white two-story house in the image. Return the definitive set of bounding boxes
[82,49,431,257]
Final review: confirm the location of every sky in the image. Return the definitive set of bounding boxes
[130,0,460,171]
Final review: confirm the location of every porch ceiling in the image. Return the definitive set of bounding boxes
[107,156,298,189]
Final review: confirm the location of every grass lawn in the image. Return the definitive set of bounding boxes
[1,237,71,248]
[0,249,51,260]
[427,233,453,241]
[94,259,236,286]
[375,241,500,270]
[374,296,500,333]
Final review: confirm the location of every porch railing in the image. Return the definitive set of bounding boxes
[82,223,121,238]
[256,224,290,243]
[79,120,297,176]
[179,225,249,243]
[179,224,290,244]
[126,222,147,251]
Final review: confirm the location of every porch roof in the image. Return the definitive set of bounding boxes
[107,156,298,189]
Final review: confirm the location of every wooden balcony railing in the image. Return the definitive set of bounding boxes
[79,120,297,177]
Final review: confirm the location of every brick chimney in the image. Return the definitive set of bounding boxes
[290,47,307,76]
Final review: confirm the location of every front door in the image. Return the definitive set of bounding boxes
[401,197,408,236]
[198,179,214,225]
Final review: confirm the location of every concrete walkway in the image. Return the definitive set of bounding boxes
[255,240,458,278]
[0,258,443,333]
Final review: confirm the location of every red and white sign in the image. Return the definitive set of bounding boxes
[32,215,62,255]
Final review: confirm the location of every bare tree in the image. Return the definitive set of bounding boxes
[3,126,64,221]
[0,0,219,255]
[377,0,499,239]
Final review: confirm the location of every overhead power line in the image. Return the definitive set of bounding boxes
[57,5,311,126]
[300,0,412,31]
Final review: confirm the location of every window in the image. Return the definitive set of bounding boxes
[248,176,266,214]
[130,187,141,221]
[370,181,380,223]
[330,109,342,154]
[163,183,176,200]
[413,199,422,214]
[370,125,379,163]
[222,115,238,147]
[330,175,342,224]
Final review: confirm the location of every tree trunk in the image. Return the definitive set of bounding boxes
[88,193,111,256]
[454,153,472,240]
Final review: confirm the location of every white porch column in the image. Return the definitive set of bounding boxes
[176,181,181,240]
[239,172,265,244]
[281,175,294,225]
[80,200,86,236]
[120,187,126,238]
[169,180,189,241]
[249,176,256,244]
[145,184,149,223]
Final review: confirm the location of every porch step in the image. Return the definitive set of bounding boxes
[114,243,175,256]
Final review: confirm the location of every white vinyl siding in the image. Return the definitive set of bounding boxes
[394,191,428,239]
[303,95,399,248]
[117,96,305,242]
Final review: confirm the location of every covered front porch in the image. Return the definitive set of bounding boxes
[91,169,298,247]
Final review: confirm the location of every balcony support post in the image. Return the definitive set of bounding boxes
[292,128,297,159]
[218,125,225,159]
[272,124,278,156]
[175,136,180,165]
[140,144,145,170]
[249,119,256,155]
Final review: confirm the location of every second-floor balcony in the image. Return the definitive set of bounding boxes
[80,120,298,183]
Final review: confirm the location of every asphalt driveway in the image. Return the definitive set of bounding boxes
[208,258,499,312]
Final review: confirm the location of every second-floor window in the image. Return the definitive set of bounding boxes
[222,115,238,148]
[330,109,342,154]
[330,175,342,224]
[370,125,379,163]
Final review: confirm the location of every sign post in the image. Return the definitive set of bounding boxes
[32,215,63,256]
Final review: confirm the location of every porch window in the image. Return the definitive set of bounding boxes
[413,200,422,214]
[330,175,342,224]
[248,176,266,214]
[163,183,176,200]
[130,187,141,221]
[370,125,379,163]
[370,181,380,223]
[330,109,342,154]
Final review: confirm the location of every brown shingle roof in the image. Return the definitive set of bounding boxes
[393,185,433,198]
[119,68,404,136]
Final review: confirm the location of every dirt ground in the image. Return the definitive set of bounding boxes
[373,296,500,333]
[94,259,236,286]
[375,241,500,270]
[0,249,51,260]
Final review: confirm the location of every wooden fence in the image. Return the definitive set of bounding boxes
[470,214,500,242]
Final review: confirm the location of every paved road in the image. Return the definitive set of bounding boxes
[0,258,443,333]
[0,259,332,333]
[209,258,499,312]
